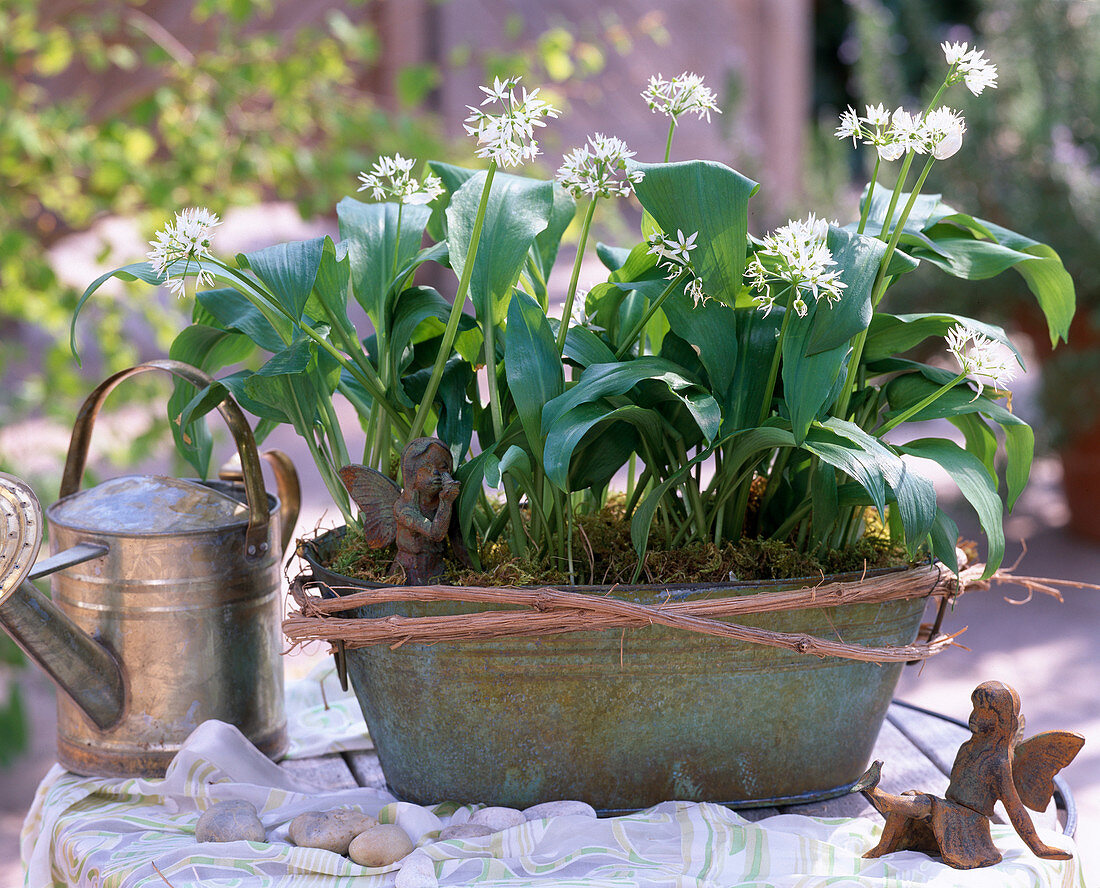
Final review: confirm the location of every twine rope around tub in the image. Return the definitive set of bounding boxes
[284,562,981,663]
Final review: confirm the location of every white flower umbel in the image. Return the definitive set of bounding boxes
[646,229,699,277]
[942,41,999,96]
[147,207,220,296]
[641,72,721,123]
[556,134,644,199]
[747,215,846,318]
[463,76,559,168]
[945,323,1018,397]
[923,107,967,160]
[357,154,444,205]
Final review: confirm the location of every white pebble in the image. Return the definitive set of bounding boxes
[468,806,524,831]
[195,800,265,844]
[288,808,377,855]
[437,822,494,841]
[395,851,438,888]
[348,824,415,867]
[523,800,597,821]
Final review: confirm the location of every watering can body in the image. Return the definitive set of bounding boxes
[0,361,299,777]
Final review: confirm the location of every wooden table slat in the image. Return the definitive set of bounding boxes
[279,753,359,791]
[344,750,388,790]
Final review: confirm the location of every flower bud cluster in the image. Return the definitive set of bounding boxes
[464,76,560,168]
[556,134,644,200]
[945,323,1019,397]
[641,72,721,123]
[747,215,846,318]
[357,154,444,205]
[147,207,220,296]
[941,41,999,96]
[835,104,967,161]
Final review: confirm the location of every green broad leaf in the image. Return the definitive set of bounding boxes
[505,290,564,455]
[864,312,1024,366]
[782,299,849,443]
[661,290,738,408]
[425,161,480,241]
[900,437,1003,579]
[724,308,783,432]
[541,356,721,445]
[453,449,492,563]
[196,287,291,354]
[240,236,326,322]
[596,242,632,272]
[864,189,947,237]
[390,287,476,364]
[884,370,1034,510]
[631,159,759,305]
[447,170,555,326]
[303,236,354,340]
[802,427,888,524]
[549,405,656,494]
[338,198,432,324]
[524,183,576,303]
[817,417,936,554]
[167,324,256,476]
[805,227,887,355]
[563,325,616,368]
[483,444,533,489]
[216,370,294,425]
[950,412,998,478]
[929,508,961,577]
[401,356,476,459]
[607,241,662,284]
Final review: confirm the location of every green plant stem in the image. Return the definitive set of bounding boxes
[664,118,676,162]
[556,197,598,355]
[874,373,966,437]
[857,156,881,235]
[757,292,797,425]
[614,272,687,359]
[676,439,708,540]
[768,501,812,542]
[408,163,498,441]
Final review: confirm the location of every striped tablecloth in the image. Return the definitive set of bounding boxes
[20,662,1085,887]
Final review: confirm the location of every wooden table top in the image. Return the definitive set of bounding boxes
[278,700,1071,833]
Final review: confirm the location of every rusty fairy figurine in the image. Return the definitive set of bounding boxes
[853,680,1083,869]
[339,438,470,584]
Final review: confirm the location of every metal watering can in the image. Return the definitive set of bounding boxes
[0,360,300,777]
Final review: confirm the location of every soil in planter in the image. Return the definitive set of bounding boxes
[327,500,915,586]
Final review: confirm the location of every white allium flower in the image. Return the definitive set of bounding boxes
[746,215,846,318]
[923,107,967,160]
[647,229,699,277]
[463,76,559,168]
[685,275,709,307]
[942,41,998,96]
[835,106,862,146]
[147,207,220,297]
[357,154,445,205]
[864,103,891,126]
[556,133,644,199]
[888,108,925,153]
[641,72,721,123]
[945,323,1019,397]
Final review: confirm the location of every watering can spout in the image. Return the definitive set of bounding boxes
[0,476,125,731]
[0,578,125,732]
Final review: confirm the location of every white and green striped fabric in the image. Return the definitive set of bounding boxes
[20,663,1085,887]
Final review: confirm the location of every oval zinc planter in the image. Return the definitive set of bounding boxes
[296,527,943,813]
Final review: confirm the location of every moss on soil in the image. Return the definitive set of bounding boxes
[327,501,915,586]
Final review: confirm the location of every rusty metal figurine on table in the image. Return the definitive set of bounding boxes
[339,437,470,585]
[853,680,1083,869]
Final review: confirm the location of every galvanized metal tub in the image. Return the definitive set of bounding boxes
[302,528,933,812]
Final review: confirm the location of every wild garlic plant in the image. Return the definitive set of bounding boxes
[75,43,1074,583]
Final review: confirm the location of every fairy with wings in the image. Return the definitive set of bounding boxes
[338,437,470,585]
[854,680,1083,869]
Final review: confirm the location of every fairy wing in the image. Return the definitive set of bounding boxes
[339,464,400,547]
[1012,730,1085,811]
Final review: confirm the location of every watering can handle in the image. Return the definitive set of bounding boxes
[218,450,301,556]
[59,359,272,560]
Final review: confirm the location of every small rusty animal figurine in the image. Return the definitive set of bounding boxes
[339,438,469,584]
[853,680,1083,869]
